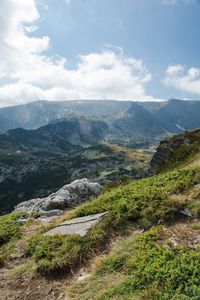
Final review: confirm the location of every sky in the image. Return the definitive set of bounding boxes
[0,0,200,107]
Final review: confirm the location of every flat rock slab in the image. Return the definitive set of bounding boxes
[44,212,108,237]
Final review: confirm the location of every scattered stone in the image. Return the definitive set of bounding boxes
[157,219,164,225]
[17,217,27,224]
[40,210,64,217]
[15,179,101,216]
[193,238,200,245]
[38,216,60,223]
[77,268,90,282]
[180,208,192,218]
[167,235,179,247]
[44,212,108,237]
[194,184,200,189]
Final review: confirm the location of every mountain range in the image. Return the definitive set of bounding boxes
[1,98,200,212]
[1,99,200,146]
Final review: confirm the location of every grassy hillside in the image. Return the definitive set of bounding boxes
[69,224,200,299]
[1,129,200,299]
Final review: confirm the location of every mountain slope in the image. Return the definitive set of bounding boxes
[0,100,130,132]
[149,128,200,174]
[1,129,200,299]
[1,99,200,132]
[1,117,108,151]
[66,129,200,299]
[0,117,150,213]
[2,99,200,149]
[153,99,200,133]
[112,102,166,137]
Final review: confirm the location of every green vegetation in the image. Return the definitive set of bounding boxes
[68,226,200,300]
[0,212,25,265]
[108,143,151,162]
[160,130,200,172]
[25,221,108,273]
[26,166,200,273]
[72,167,200,228]
[1,129,200,299]
[0,212,24,245]
[191,222,200,230]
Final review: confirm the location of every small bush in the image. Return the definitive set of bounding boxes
[26,234,83,273]
[0,212,24,245]
[26,219,109,274]
[0,212,26,266]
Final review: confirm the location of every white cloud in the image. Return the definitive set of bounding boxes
[164,65,200,95]
[0,0,153,107]
[160,0,195,4]
[166,65,184,76]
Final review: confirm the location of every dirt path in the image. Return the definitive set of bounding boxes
[0,221,69,300]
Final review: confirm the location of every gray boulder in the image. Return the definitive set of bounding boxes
[15,178,101,215]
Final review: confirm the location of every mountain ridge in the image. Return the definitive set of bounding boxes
[1,99,200,147]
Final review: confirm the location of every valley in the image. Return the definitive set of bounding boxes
[0,116,151,213]
[1,98,200,213]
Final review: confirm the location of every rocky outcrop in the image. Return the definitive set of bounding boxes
[15,178,101,216]
[149,130,198,175]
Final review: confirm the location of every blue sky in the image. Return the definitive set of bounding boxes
[0,0,200,106]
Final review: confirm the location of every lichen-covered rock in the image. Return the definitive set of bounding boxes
[15,178,101,215]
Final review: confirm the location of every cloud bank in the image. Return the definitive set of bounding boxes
[164,65,200,95]
[0,0,153,107]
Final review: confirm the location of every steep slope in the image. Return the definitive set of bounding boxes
[66,129,200,299]
[149,128,200,174]
[153,99,200,133]
[111,102,166,137]
[105,102,167,148]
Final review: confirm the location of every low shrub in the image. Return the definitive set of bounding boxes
[102,227,200,299]
[69,227,200,299]
[72,167,200,227]
[0,212,24,245]
[27,167,200,273]
[0,211,25,265]
[26,218,109,273]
